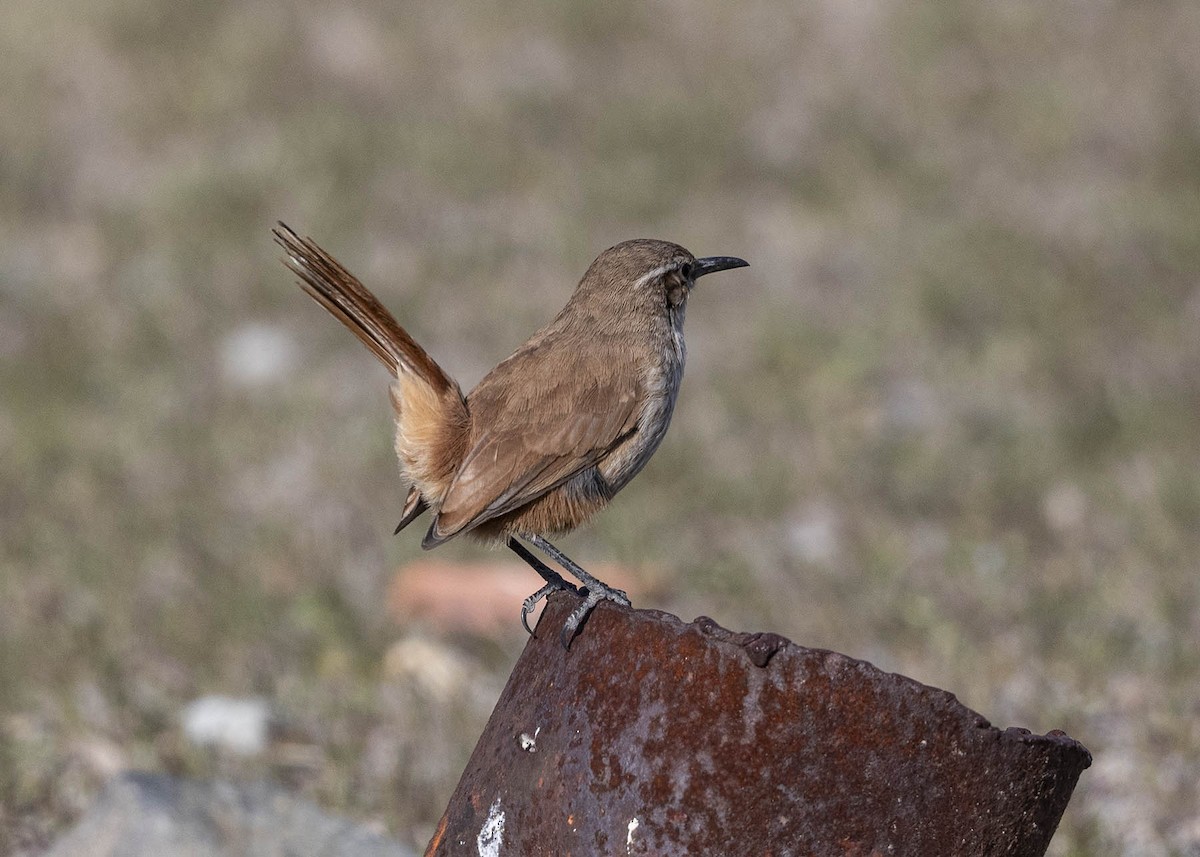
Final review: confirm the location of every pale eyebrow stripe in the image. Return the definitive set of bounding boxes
[632,260,684,290]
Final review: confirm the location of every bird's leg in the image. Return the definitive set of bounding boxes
[507,537,579,636]
[527,535,631,605]
[526,534,632,647]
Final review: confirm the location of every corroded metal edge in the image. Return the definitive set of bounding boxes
[428,593,1091,857]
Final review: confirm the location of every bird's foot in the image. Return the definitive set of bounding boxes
[519,572,579,636]
[508,537,582,635]
[508,535,633,648]
[559,579,630,648]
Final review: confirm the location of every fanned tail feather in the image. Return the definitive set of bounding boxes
[273,222,453,393]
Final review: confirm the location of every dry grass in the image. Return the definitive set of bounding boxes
[2,1,1199,853]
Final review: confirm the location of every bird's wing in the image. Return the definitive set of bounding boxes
[423,346,641,546]
[393,485,429,534]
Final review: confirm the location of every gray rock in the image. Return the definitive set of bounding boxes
[46,773,416,857]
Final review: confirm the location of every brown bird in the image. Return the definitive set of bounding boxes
[273,223,748,645]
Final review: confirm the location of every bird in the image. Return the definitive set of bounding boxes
[273,222,748,646]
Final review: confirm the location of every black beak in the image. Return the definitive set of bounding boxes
[693,256,749,279]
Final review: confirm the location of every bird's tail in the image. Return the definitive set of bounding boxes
[274,222,467,529]
[273,222,456,394]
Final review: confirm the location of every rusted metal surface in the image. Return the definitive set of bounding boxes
[427,594,1090,857]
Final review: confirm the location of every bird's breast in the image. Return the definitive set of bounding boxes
[596,320,686,494]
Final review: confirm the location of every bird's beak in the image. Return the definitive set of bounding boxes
[693,256,749,279]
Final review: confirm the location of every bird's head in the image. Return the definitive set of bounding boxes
[574,239,748,323]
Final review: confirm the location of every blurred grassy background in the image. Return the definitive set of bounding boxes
[2,0,1199,853]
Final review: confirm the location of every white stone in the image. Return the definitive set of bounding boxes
[220,323,295,388]
[181,695,270,756]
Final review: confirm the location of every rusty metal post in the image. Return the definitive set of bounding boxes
[427,594,1090,856]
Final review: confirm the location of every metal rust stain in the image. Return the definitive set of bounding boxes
[427,594,1091,857]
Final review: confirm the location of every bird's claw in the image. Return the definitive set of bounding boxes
[519,572,578,636]
[558,583,631,649]
[508,535,633,648]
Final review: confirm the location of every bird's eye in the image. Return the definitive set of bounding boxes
[680,263,692,280]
